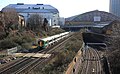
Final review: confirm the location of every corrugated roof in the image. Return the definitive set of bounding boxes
[65,15,78,21]
[22,9,51,13]
[5,4,59,13]
[66,10,120,22]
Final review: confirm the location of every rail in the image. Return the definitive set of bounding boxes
[81,47,103,74]
[0,33,72,74]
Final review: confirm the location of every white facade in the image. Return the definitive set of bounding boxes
[4,3,59,26]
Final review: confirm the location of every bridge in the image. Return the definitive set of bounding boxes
[61,23,109,28]
[61,23,110,31]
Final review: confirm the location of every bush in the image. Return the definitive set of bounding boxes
[0,32,7,40]
[9,35,34,46]
[22,35,33,43]
[37,49,76,74]
[47,28,65,36]
[10,36,26,45]
[21,43,32,49]
[0,39,17,49]
[0,35,34,50]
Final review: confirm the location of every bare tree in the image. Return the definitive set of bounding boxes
[43,18,49,31]
[27,14,43,31]
[2,7,19,31]
[106,20,120,74]
[107,20,120,50]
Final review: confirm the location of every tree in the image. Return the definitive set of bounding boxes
[2,7,19,31]
[106,20,120,74]
[43,18,48,31]
[27,14,43,31]
[107,20,120,50]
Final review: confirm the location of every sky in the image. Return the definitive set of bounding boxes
[0,0,109,18]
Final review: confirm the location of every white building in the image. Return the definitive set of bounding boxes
[3,3,59,26]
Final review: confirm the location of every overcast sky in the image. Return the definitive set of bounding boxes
[0,0,109,18]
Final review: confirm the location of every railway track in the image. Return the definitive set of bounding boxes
[0,34,72,74]
[81,46,91,74]
[22,35,72,74]
[81,46,103,74]
[91,48,102,74]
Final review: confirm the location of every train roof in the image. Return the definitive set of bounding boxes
[41,32,69,41]
[59,32,69,35]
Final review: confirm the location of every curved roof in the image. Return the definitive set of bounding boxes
[66,10,120,22]
[4,4,59,14]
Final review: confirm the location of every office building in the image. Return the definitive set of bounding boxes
[110,0,120,17]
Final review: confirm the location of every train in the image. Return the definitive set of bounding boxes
[32,32,70,50]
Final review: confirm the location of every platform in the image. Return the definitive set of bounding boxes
[11,53,51,58]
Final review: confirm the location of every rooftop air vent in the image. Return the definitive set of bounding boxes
[17,3,24,5]
[32,7,40,9]
[36,4,43,5]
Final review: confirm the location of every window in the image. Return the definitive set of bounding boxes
[28,7,30,9]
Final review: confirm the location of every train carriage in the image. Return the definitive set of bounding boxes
[37,32,70,49]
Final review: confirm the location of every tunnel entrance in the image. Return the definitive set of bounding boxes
[82,32,107,50]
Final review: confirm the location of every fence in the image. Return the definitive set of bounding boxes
[65,42,85,74]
